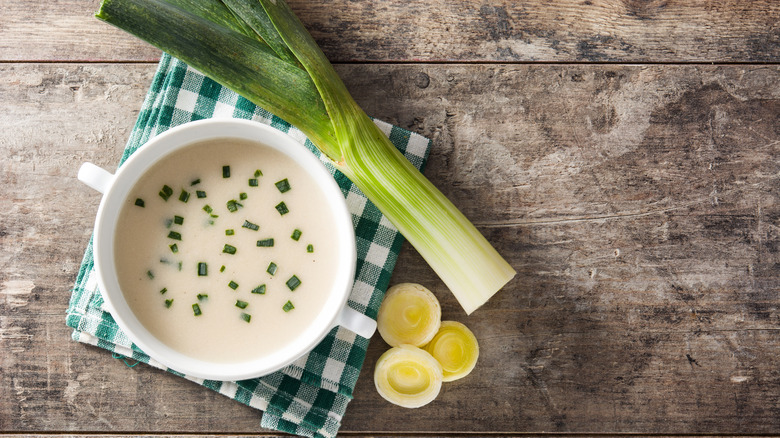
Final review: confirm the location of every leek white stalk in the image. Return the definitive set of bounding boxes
[96,0,516,313]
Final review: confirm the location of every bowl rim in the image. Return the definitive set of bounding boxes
[91,119,356,380]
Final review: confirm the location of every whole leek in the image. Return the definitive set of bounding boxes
[95,0,516,314]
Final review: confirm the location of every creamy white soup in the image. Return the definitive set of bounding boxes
[114,138,339,362]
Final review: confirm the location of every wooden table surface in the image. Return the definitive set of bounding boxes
[2,0,779,435]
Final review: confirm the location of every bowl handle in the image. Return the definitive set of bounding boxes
[336,306,377,339]
[78,162,115,194]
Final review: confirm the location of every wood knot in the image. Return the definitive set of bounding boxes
[415,72,430,89]
[622,0,667,19]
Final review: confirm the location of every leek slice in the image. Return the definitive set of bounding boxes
[377,283,441,347]
[424,321,479,382]
[374,344,443,408]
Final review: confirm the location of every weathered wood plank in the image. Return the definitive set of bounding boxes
[1,0,779,63]
[1,63,779,433]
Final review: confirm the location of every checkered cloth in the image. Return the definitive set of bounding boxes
[67,53,431,438]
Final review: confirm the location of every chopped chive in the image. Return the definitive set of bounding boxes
[266,262,278,276]
[235,300,248,309]
[222,165,230,178]
[307,244,314,253]
[196,190,207,198]
[210,214,219,218]
[165,299,173,308]
[286,275,302,291]
[197,262,207,276]
[228,280,239,290]
[223,244,237,255]
[190,178,201,186]
[275,201,289,215]
[291,229,302,241]
[192,303,202,316]
[252,284,266,294]
[242,220,259,231]
[178,189,190,203]
[220,265,226,273]
[248,178,258,187]
[208,219,215,225]
[227,199,243,212]
[174,215,184,225]
[257,238,274,247]
[134,198,145,207]
[197,293,208,301]
[169,243,178,253]
[159,257,172,265]
[225,229,235,236]
[160,287,167,295]
[168,231,182,241]
[240,192,248,201]
[203,204,213,214]
[146,270,154,279]
[254,169,262,177]
[165,218,173,228]
[159,185,173,201]
[275,178,291,193]
[282,300,295,312]
[178,261,183,271]
[241,312,251,323]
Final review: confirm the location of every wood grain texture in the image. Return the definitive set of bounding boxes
[1,0,779,63]
[1,63,779,433]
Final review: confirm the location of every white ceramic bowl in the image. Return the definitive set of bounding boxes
[78,119,376,381]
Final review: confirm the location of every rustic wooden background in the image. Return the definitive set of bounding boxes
[1,0,779,435]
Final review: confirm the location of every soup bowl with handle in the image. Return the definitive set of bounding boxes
[78,118,376,381]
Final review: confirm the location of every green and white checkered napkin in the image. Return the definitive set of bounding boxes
[67,53,430,438]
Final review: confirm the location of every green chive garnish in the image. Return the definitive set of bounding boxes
[291,229,302,241]
[196,190,207,198]
[222,165,230,178]
[257,238,274,247]
[223,244,237,255]
[225,229,235,236]
[240,192,248,200]
[174,215,184,225]
[228,280,239,290]
[160,287,167,295]
[241,313,251,323]
[203,204,213,214]
[267,262,278,276]
[134,198,145,207]
[286,275,302,291]
[275,201,289,215]
[178,261,183,271]
[192,303,202,316]
[197,262,207,276]
[190,178,201,186]
[252,284,266,294]
[242,220,259,231]
[168,231,182,240]
[147,270,154,279]
[165,299,173,308]
[235,300,248,309]
[197,293,208,301]
[254,169,262,177]
[179,189,190,203]
[307,244,314,253]
[275,178,291,193]
[220,265,226,273]
[283,300,295,312]
[248,178,258,187]
[227,199,243,212]
[159,185,173,201]
[165,218,174,228]
[169,243,178,253]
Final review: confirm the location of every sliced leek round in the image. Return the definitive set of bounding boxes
[374,344,443,408]
[424,321,479,382]
[377,283,441,347]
